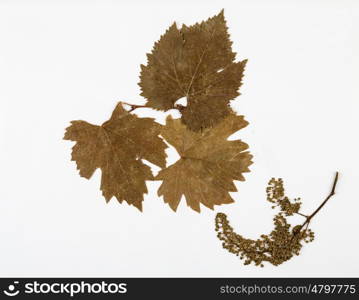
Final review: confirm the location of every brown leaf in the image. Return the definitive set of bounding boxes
[64,102,167,211]
[139,10,247,131]
[155,113,252,212]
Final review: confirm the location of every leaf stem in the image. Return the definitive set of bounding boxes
[121,101,185,113]
[174,104,186,111]
[294,171,339,237]
[121,102,148,112]
[295,212,309,218]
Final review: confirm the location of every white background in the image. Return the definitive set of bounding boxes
[0,0,358,277]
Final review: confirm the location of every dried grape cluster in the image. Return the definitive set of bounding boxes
[266,178,302,216]
[215,173,338,267]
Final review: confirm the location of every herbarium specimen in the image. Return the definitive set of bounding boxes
[215,172,338,267]
[64,10,252,212]
[64,10,337,266]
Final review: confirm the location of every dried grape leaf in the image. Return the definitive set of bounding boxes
[156,113,252,212]
[139,10,247,131]
[64,102,167,211]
